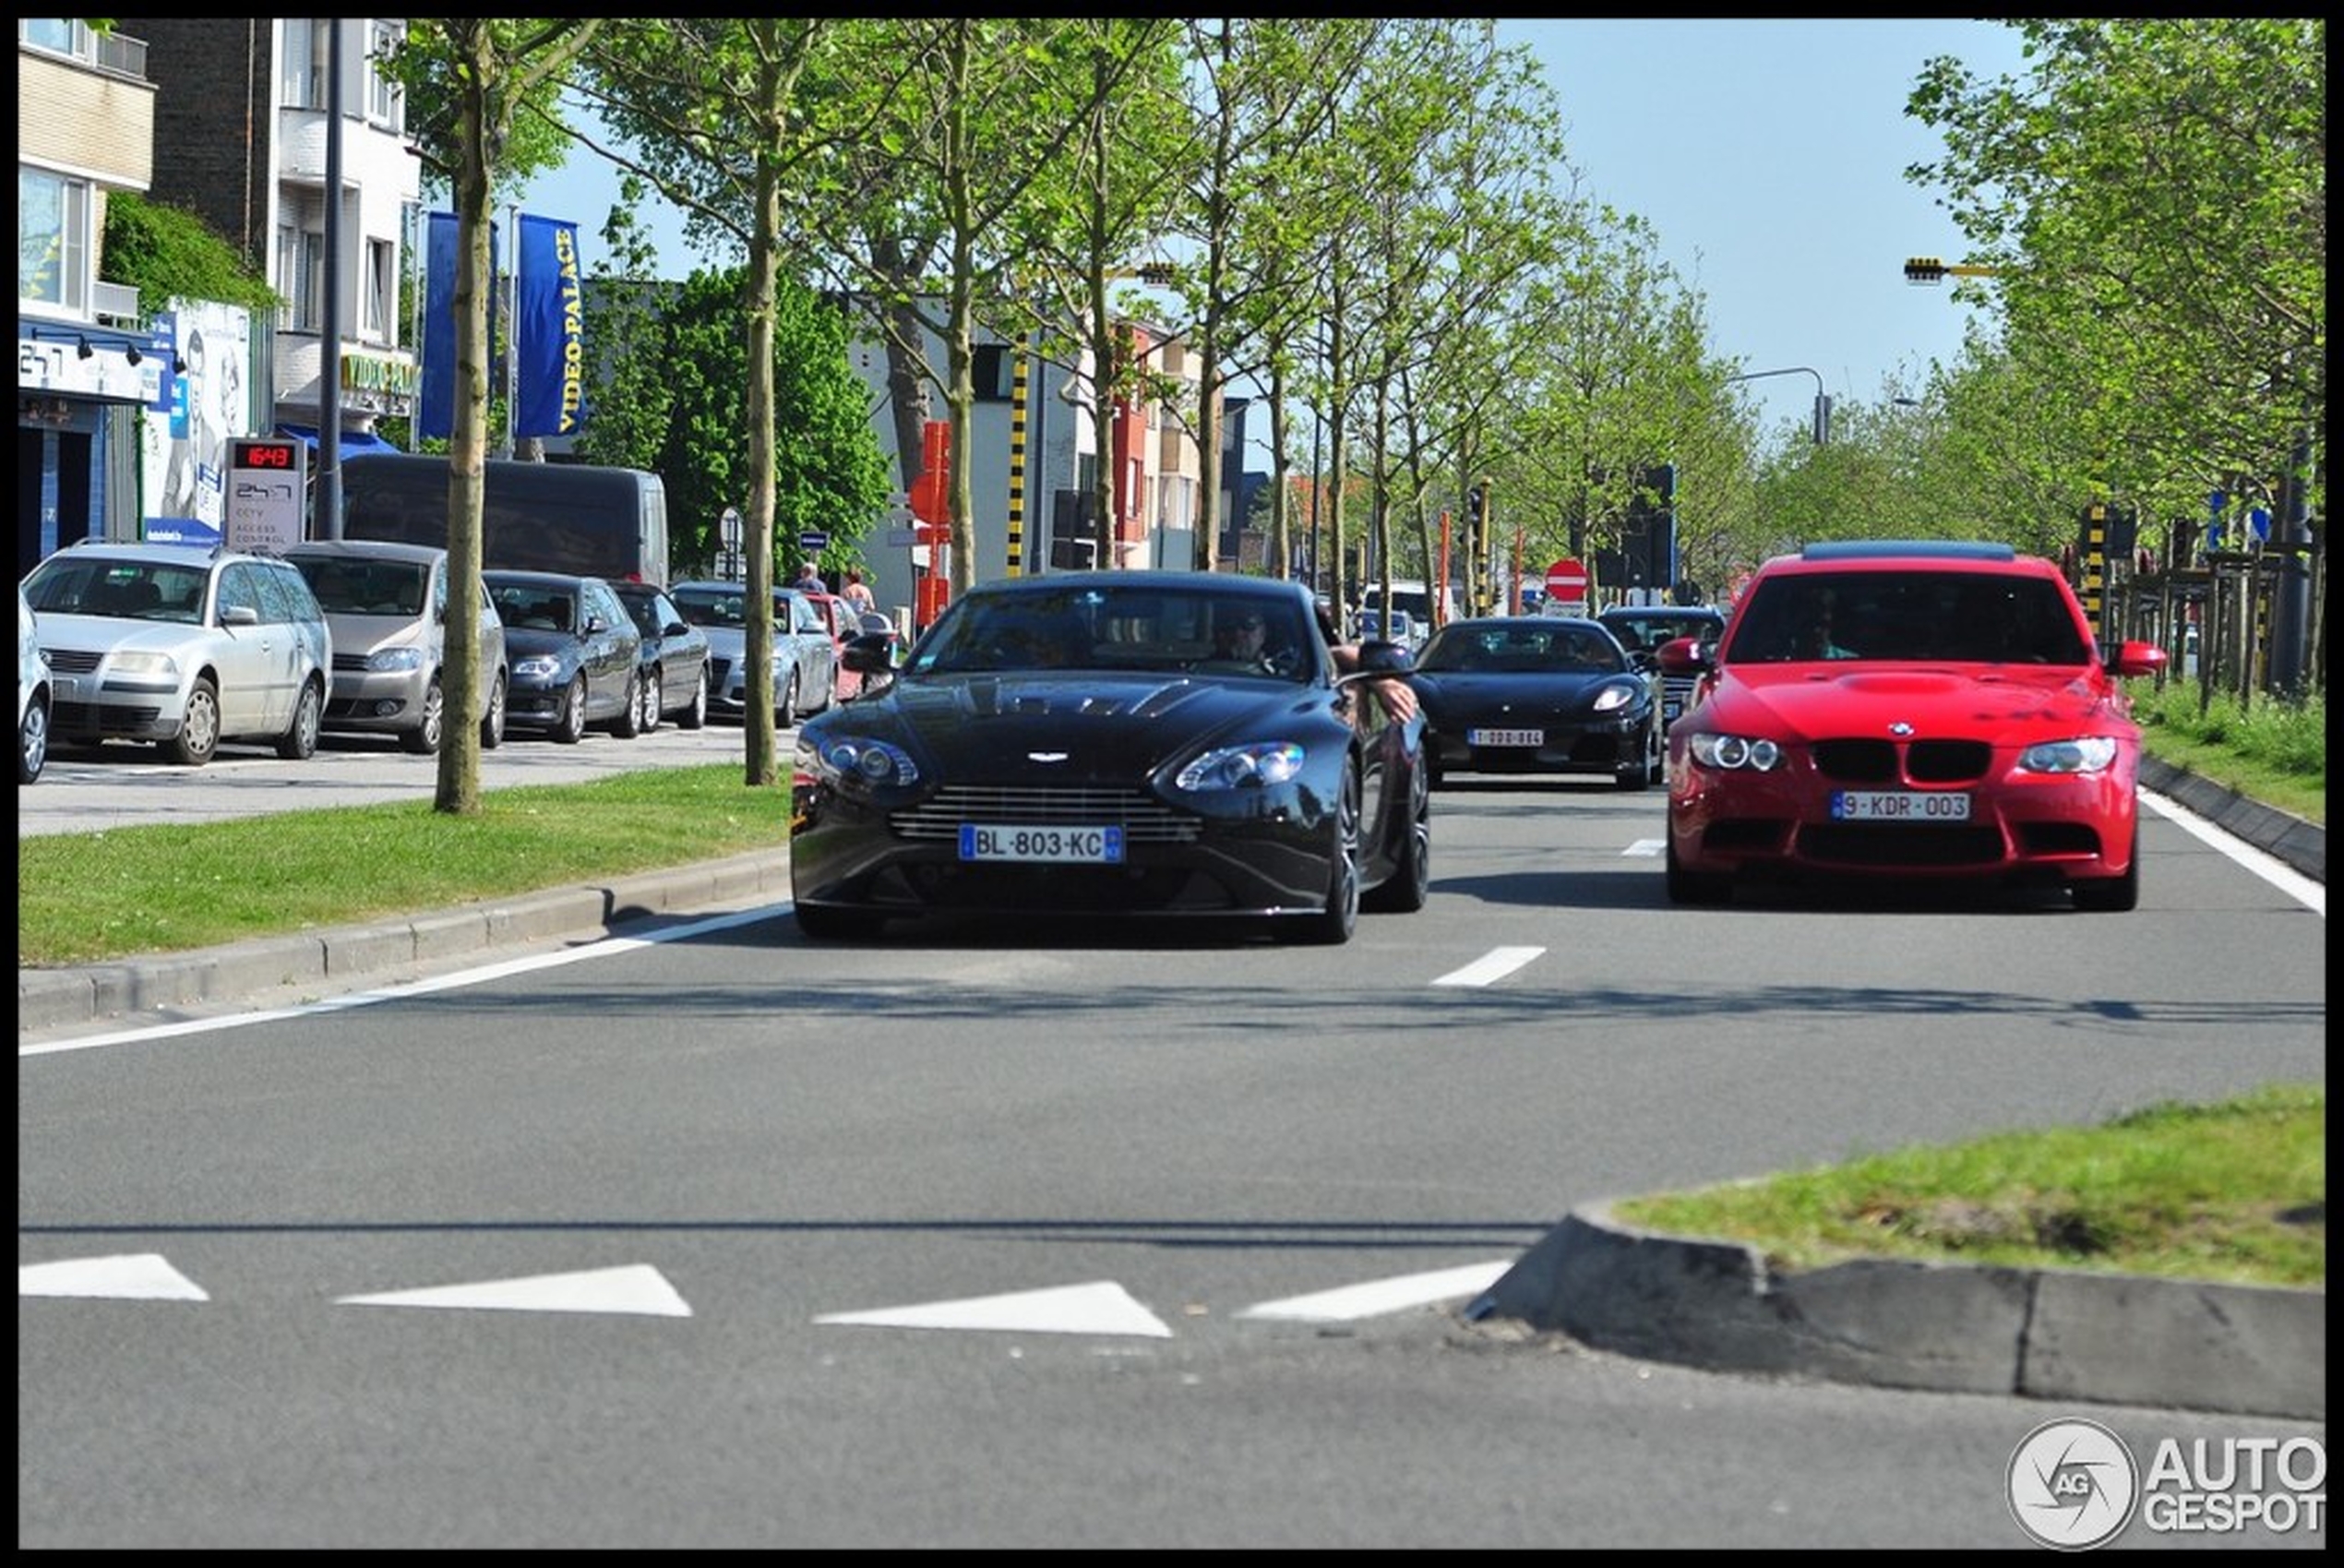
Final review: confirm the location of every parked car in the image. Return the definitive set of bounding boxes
[1596,604,1728,728]
[1356,606,1423,652]
[482,569,643,743]
[802,588,874,703]
[1658,539,2170,909]
[1408,616,1663,789]
[789,571,1429,943]
[671,580,838,726]
[18,584,53,784]
[21,539,332,766]
[613,581,711,733]
[284,539,508,754]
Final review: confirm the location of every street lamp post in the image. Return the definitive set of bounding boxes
[1727,366,1831,445]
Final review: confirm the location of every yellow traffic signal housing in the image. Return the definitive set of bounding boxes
[1904,256,1947,284]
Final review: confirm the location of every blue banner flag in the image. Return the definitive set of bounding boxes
[416,212,504,443]
[417,211,459,442]
[513,213,588,439]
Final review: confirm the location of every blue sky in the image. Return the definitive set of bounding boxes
[512,19,2029,444]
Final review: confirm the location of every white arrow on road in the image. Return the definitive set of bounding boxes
[338,1263,692,1317]
[817,1279,1173,1338]
[20,1251,209,1300]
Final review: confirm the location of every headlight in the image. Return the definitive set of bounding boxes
[109,650,180,678]
[1592,681,1640,712]
[802,733,920,787]
[1175,741,1307,792]
[512,654,562,680]
[1685,732,1782,771]
[2019,736,2120,774]
[365,647,426,673]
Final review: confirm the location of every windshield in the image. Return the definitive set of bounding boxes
[910,586,1317,680]
[294,557,430,616]
[24,557,209,624]
[1723,572,2090,665]
[1417,623,1627,675]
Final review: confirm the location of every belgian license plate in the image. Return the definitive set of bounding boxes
[959,823,1125,864]
[1467,727,1544,748]
[1831,791,1972,821]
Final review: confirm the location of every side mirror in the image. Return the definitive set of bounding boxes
[1655,635,1712,675]
[842,631,899,676]
[2109,640,2170,680]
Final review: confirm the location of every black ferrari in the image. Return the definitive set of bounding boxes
[788,571,1429,942]
[1408,616,1663,789]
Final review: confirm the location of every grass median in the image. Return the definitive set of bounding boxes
[18,763,789,968]
[1611,1083,2326,1289]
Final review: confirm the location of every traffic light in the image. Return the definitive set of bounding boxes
[1904,257,1946,284]
[1135,262,1177,286]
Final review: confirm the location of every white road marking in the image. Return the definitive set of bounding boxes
[20,1251,209,1300]
[1236,1261,1513,1323]
[816,1280,1174,1338]
[338,1263,692,1317]
[1625,837,1665,857]
[18,903,793,1058]
[1431,946,1543,987]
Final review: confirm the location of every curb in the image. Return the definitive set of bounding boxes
[18,848,794,1034]
[2138,757,2324,883]
[1465,1203,2326,1420]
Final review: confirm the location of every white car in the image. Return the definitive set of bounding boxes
[18,584,52,784]
[21,540,333,767]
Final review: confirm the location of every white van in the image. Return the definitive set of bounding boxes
[1359,579,1461,638]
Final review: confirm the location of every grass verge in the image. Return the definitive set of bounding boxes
[17,764,790,967]
[2130,678,2326,825]
[1610,1083,2326,1289]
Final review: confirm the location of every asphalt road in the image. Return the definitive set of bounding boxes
[18,760,2328,1548]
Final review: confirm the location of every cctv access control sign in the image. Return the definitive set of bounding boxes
[225,437,309,554]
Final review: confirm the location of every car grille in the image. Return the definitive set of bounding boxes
[1812,737,1992,784]
[1800,823,2007,867]
[47,650,102,675]
[332,653,375,673]
[890,785,1202,844]
[1661,673,1699,712]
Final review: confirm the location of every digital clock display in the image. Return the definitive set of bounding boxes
[233,439,301,470]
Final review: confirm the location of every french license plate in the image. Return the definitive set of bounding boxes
[1467,727,1544,748]
[1830,791,1972,821]
[959,823,1125,864]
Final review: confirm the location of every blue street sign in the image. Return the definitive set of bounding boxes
[2248,508,2270,543]
[798,531,829,553]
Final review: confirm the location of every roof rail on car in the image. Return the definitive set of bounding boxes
[1800,540,2016,561]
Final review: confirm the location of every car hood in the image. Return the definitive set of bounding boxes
[1701,664,2131,740]
[500,626,587,662]
[321,613,434,656]
[32,611,216,658]
[823,672,1325,776]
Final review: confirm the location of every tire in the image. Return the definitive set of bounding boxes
[168,676,221,766]
[679,664,708,729]
[2072,823,2141,912]
[1288,758,1362,944]
[1665,830,1730,904]
[480,672,508,749]
[1362,755,1431,914]
[795,901,885,940]
[639,664,663,734]
[276,677,323,760]
[401,676,445,755]
[18,692,49,784]
[1614,717,1657,790]
[612,669,642,738]
[554,676,588,744]
[776,668,799,729]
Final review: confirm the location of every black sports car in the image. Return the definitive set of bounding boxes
[1408,616,1663,789]
[789,571,1429,943]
